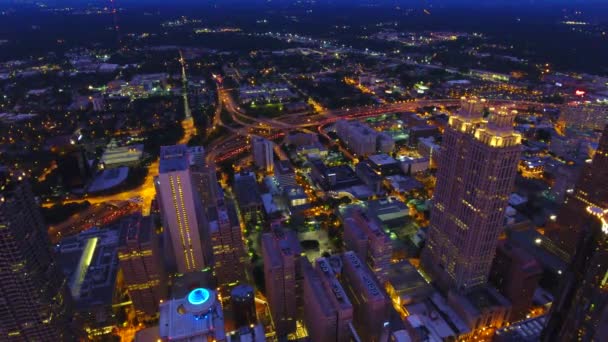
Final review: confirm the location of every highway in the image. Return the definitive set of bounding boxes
[208,91,557,164]
[44,61,556,225]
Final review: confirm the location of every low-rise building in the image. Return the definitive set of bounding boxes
[447,287,511,334]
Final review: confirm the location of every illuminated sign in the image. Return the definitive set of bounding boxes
[575,90,586,96]
[188,288,210,305]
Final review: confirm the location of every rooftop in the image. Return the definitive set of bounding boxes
[159,145,189,173]
[234,172,262,207]
[368,153,398,166]
[57,227,123,309]
[101,144,144,166]
[494,315,547,341]
[386,261,432,304]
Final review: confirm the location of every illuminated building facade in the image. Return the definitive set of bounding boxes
[117,214,167,321]
[421,98,522,292]
[548,124,608,256]
[262,228,302,337]
[542,208,608,341]
[158,287,226,341]
[157,145,208,274]
[190,163,221,205]
[0,172,74,341]
[207,198,247,290]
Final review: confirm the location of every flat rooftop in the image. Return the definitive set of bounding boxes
[159,145,189,173]
[368,153,398,166]
[386,261,432,303]
[101,144,144,166]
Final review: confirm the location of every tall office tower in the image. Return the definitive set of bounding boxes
[261,228,302,337]
[117,214,167,321]
[252,137,274,173]
[342,208,392,284]
[191,163,221,205]
[0,171,74,340]
[208,198,246,289]
[233,172,263,224]
[188,145,222,205]
[421,98,522,292]
[489,240,542,321]
[548,124,608,256]
[159,287,226,341]
[302,257,354,342]
[188,146,205,167]
[340,251,389,342]
[542,208,608,341]
[157,145,208,274]
[231,284,257,328]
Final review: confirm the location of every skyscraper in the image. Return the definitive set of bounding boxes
[117,214,167,321]
[548,124,608,256]
[188,146,221,205]
[252,137,274,173]
[421,98,522,292]
[191,163,221,205]
[342,208,392,284]
[207,198,246,289]
[302,257,354,342]
[542,207,608,341]
[340,251,389,342]
[157,145,208,274]
[0,170,74,340]
[261,228,302,337]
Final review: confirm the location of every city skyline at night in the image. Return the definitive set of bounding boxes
[0,0,606,341]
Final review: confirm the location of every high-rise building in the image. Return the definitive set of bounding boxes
[156,145,208,274]
[233,171,263,224]
[231,284,257,328]
[548,124,608,256]
[159,287,226,341]
[489,240,542,321]
[342,208,392,284]
[542,208,608,341]
[302,257,354,342]
[273,160,297,189]
[421,98,522,292]
[0,171,74,341]
[261,228,302,337]
[340,251,389,342]
[117,214,167,321]
[207,198,246,289]
[190,163,221,205]
[252,137,274,173]
[188,146,206,167]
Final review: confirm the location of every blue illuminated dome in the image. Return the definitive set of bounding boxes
[188,288,210,305]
